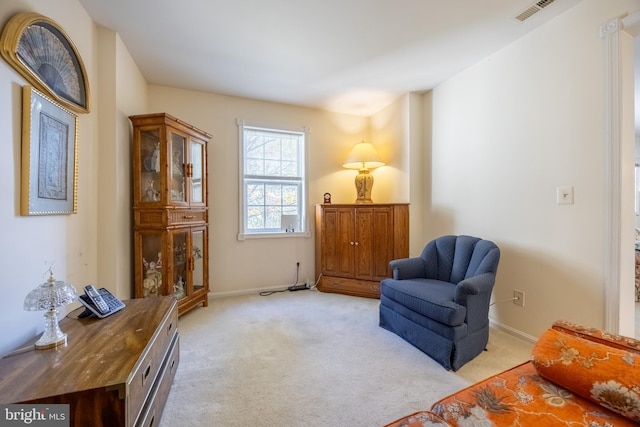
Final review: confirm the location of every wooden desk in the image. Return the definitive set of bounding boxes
[0,296,179,427]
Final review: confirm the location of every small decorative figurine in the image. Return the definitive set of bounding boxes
[143,261,162,297]
[173,276,185,299]
[151,142,160,172]
[144,180,160,201]
[324,192,331,204]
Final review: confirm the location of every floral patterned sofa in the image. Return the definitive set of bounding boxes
[384,320,640,426]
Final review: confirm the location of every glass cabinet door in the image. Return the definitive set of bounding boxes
[170,132,186,204]
[171,229,188,301]
[190,139,206,205]
[191,228,207,293]
[139,231,165,297]
[139,129,162,204]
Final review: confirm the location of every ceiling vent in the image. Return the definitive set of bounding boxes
[514,0,557,22]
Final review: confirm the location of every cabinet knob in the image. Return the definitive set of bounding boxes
[350,241,355,245]
[354,242,359,246]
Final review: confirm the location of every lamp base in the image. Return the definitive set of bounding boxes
[35,308,68,350]
[354,169,374,204]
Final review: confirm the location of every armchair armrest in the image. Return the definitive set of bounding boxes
[454,273,496,305]
[389,257,427,280]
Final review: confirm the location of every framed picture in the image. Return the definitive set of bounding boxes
[1,12,90,114]
[21,85,78,215]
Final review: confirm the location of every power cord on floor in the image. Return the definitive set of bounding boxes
[259,263,320,296]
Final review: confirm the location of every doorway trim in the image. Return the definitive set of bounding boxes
[602,10,640,334]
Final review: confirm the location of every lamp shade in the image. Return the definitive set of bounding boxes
[342,141,385,170]
[24,272,77,311]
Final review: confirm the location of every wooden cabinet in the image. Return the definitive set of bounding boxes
[130,113,211,316]
[315,204,409,298]
[0,297,179,427]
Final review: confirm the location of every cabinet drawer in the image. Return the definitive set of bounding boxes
[135,209,206,228]
[318,275,380,298]
[135,334,180,427]
[167,209,207,225]
[128,302,178,424]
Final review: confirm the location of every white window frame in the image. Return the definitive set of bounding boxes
[237,119,310,240]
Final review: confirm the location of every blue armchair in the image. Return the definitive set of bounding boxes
[379,235,500,371]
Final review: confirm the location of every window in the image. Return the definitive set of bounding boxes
[237,120,308,239]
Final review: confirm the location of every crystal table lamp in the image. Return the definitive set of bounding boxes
[24,271,78,349]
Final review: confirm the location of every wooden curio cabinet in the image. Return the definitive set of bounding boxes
[315,204,409,298]
[130,113,212,316]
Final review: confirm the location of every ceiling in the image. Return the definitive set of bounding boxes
[78,0,583,116]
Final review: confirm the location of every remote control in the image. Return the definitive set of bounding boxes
[84,284,110,314]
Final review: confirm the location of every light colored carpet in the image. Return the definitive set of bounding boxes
[159,290,532,427]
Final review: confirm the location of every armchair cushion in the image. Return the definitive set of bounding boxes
[381,279,466,326]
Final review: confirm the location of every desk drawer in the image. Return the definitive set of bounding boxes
[135,334,180,427]
[128,302,178,424]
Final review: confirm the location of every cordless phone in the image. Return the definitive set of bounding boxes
[78,285,125,318]
[84,285,109,314]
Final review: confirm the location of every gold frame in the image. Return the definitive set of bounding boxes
[21,86,79,215]
[1,12,90,114]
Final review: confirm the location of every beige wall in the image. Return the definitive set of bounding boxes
[427,0,640,339]
[96,29,148,298]
[148,86,407,295]
[0,0,101,354]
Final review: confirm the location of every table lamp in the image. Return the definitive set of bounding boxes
[342,140,385,203]
[24,271,78,349]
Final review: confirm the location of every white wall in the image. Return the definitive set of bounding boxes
[148,86,408,295]
[0,0,99,355]
[0,1,149,356]
[96,29,148,298]
[428,0,640,339]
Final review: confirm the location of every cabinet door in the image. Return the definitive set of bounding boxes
[190,226,208,295]
[135,126,164,206]
[189,137,207,207]
[168,130,187,206]
[135,230,168,297]
[354,208,375,279]
[371,207,394,280]
[321,207,355,278]
[169,229,189,302]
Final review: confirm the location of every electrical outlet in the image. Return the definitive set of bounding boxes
[513,290,525,307]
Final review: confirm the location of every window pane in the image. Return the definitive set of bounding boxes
[247,206,264,230]
[247,183,264,205]
[265,206,281,228]
[283,185,297,205]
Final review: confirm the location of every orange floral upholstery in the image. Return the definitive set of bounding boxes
[551,319,640,353]
[429,361,634,426]
[532,327,640,423]
[383,320,640,427]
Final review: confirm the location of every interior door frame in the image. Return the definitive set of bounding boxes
[602,10,640,335]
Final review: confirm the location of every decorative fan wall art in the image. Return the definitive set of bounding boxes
[0,12,90,113]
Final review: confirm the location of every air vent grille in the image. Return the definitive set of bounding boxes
[514,0,557,22]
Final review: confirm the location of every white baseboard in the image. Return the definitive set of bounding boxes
[489,318,538,344]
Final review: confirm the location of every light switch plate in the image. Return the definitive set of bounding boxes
[556,186,574,205]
